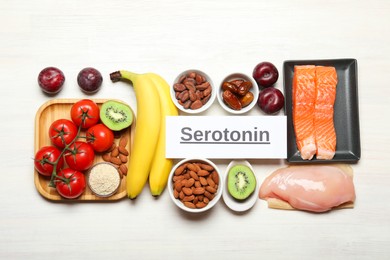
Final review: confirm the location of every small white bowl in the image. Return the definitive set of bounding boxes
[222,160,259,212]
[168,158,223,213]
[217,73,259,114]
[87,162,121,198]
[171,69,216,114]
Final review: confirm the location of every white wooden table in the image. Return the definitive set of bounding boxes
[1,0,389,259]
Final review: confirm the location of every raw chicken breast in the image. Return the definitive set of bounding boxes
[259,165,355,213]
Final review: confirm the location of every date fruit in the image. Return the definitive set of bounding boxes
[257,87,285,114]
[221,78,254,111]
[223,90,242,110]
[237,81,253,96]
[252,62,279,88]
[222,81,239,94]
[239,92,254,108]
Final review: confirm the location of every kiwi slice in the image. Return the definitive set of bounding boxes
[227,164,256,200]
[100,100,133,131]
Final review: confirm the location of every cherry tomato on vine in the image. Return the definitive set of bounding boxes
[86,123,114,152]
[55,168,86,199]
[64,141,95,171]
[70,99,100,129]
[34,146,64,177]
[49,119,78,148]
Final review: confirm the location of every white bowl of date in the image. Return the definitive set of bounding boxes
[217,72,259,115]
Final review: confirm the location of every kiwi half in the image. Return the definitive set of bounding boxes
[100,100,133,131]
[227,164,256,200]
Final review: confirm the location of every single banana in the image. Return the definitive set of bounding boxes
[147,73,179,196]
[110,70,161,199]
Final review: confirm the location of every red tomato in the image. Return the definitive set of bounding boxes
[55,168,86,199]
[86,123,115,152]
[49,119,78,148]
[64,141,95,171]
[34,146,64,177]
[70,99,100,129]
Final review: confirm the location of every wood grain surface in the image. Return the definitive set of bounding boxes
[34,99,133,201]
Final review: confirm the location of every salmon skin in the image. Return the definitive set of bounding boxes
[292,65,338,160]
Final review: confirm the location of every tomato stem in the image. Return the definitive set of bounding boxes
[48,116,87,187]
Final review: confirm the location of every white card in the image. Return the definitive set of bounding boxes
[166,116,287,159]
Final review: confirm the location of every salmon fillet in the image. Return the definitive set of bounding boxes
[292,65,317,160]
[314,66,338,159]
[292,65,338,160]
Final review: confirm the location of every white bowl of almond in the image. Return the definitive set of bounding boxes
[167,158,223,213]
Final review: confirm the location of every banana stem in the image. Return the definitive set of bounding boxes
[110,70,138,83]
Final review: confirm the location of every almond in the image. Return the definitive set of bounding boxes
[207,177,215,187]
[187,163,200,172]
[182,187,193,196]
[184,201,196,209]
[197,169,210,177]
[199,163,214,172]
[189,170,199,180]
[111,147,119,157]
[179,191,185,200]
[117,168,123,179]
[182,195,195,202]
[174,163,187,176]
[119,164,128,176]
[173,175,185,182]
[195,201,206,209]
[205,186,217,194]
[193,187,205,195]
[183,172,190,180]
[119,154,128,163]
[199,177,208,186]
[193,196,199,205]
[204,191,214,200]
[190,100,203,110]
[212,170,219,184]
[188,72,196,79]
[173,189,179,199]
[102,153,111,162]
[118,146,129,156]
[195,73,204,85]
[185,178,195,188]
[119,135,128,147]
[174,181,183,192]
[110,157,122,165]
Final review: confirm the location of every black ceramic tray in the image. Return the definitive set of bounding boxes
[283,59,360,163]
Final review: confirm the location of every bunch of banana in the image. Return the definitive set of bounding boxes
[148,73,179,196]
[110,70,178,199]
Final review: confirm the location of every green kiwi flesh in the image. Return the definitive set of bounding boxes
[227,164,256,200]
[100,100,133,131]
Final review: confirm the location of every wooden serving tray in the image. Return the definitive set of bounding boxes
[34,99,134,201]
